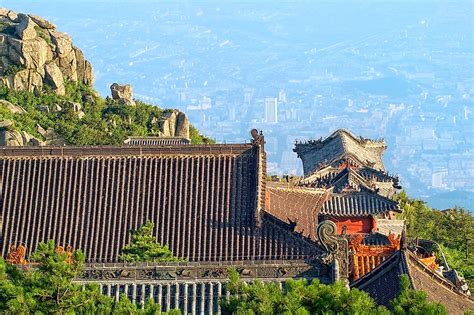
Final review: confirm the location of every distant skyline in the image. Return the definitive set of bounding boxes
[2,0,473,210]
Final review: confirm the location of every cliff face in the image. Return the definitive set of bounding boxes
[0,9,93,95]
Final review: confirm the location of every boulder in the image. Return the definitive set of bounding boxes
[0,99,26,113]
[7,69,43,93]
[74,47,94,85]
[0,119,14,129]
[64,100,85,119]
[51,103,62,112]
[7,11,18,22]
[0,10,94,94]
[0,129,43,146]
[20,37,52,70]
[43,127,66,145]
[49,30,72,57]
[159,110,190,139]
[15,14,37,40]
[83,60,94,85]
[39,104,50,113]
[44,62,65,95]
[57,48,77,82]
[0,8,9,17]
[110,83,136,106]
[28,14,56,29]
[0,34,7,55]
[175,111,190,139]
[65,101,82,112]
[160,111,177,137]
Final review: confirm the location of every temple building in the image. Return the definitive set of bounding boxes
[0,129,472,314]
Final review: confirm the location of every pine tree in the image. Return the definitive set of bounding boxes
[220,268,389,314]
[0,240,113,314]
[119,221,184,263]
[390,275,446,315]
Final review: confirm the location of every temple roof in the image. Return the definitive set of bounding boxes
[352,249,474,312]
[320,190,400,217]
[351,250,409,306]
[294,129,386,176]
[265,183,329,240]
[124,136,190,146]
[301,166,398,189]
[0,143,322,262]
[299,163,400,199]
[329,166,374,193]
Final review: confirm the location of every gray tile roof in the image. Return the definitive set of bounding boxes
[352,250,474,312]
[351,251,408,306]
[321,191,400,216]
[294,129,386,176]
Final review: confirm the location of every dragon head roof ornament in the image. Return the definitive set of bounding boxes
[316,220,349,282]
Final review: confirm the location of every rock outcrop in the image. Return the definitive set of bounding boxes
[0,99,25,113]
[0,120,43,146]
[110,83,135,106]
[159,110,190,139]
[0,9,94,95]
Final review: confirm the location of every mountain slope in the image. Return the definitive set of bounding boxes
[0,9,211,146]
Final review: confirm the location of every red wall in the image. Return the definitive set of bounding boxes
[328,217,374,234]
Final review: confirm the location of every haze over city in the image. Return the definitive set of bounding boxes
[4,0,473,210]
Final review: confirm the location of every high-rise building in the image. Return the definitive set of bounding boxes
[264,97,278,123]
[278,89,287,103]
[244,89,253,105]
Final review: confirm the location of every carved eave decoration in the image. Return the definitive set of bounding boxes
[316,220,349,281]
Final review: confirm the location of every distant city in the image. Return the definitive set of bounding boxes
[5,0,473,210]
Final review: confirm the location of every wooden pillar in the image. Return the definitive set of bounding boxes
[132,284,137,304]
[192,283,197,315]
[166,283,171,311]
[149,284,154,302]
[174,283,180,311]
[209,282,214,314]
[360,256,365,276]
[183,283,188,315]
[217,282,222,314]
[200,282,206,315]
[140,284,146,307]
[157,284,162,309]
[353,255,360,280]
[364,256,370,276]
[115,284,120,302]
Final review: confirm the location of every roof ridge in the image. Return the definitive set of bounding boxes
[405,250,474,299]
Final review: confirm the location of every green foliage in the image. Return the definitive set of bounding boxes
[114,294,180,315]
[395,192,474,287]
[0,84,211,145]
[0,240,113,314]
[4,65,24,76]
[34,25,52,45]
[390,275,447,315]
[190,125,215,144]
[0,22,16,35]
[222,270,451,314]
[114,294,139,314]
[221,268,389,315]
[119,221,185,263]
[0,240,182,314]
